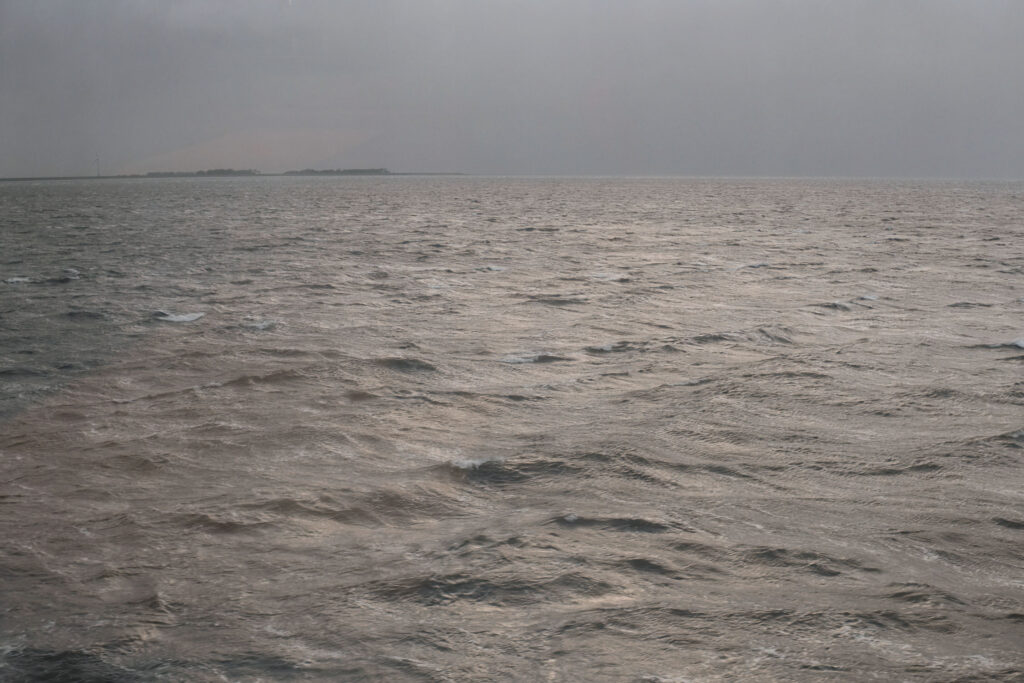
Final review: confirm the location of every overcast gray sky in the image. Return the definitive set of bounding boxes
[2,0,1023,178]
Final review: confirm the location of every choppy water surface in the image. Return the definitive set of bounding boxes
[1,176,1022,681]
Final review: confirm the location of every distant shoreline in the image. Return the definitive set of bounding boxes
[0,168,465,182]
[3,172,1018,183]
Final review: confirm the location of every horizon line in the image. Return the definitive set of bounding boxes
[2,168,1023,183]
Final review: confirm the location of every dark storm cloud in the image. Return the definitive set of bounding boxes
[2,0,1023,177]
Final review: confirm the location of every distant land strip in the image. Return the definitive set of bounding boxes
[0,168,465,182]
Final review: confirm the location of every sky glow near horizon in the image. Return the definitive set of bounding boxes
[1,0,1023,178]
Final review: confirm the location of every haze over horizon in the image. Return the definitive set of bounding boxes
[2,0,1023,179]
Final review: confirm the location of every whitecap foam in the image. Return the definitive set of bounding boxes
[153,311,205,322]
[591,272,630,282]
[450,457,503,470]
[976,339,1024,349]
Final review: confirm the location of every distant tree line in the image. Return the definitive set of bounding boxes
[282,168,390,176]
[138,168,397,179]
[145,169,259,177]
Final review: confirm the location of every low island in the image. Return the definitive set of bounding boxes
[0,168,463,182]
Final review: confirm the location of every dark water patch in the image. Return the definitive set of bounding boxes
[754,327,795,344]
[359,487,468,521]
[576,451,616,464]
[738,547,881,576]
[799,663,850,672]
[993,429,1024,448]
[915,387,969,400]
[368,571,613,606]
[528,353,571,363]
[437,456,583,487]
[948,428,1024,455]
[629,378,718,399]
[101,452,168,473]
[884,582,965,606]
[661,459,763,481]
[702,463,755,479]
[106,384,204,406]
[994,517,1024,530]
[549,514,673,533]
[0,647,135,683]
[430,389,476,399]
[374,357,437,372]
[969,339,1024,350]
[219,368,308,388]
[573,450,679,487]
[621,558,677,576]
[254,346,318,358]
[584,341,637,354]
[176,512,276,535]
[612,463,674,487]
[931,430,1024,464]
[855,461,943,476]
[949,301,994,308]
[390,389,450,405]
[0,365,48,378]
[690,332,731,344]
[214,652,312,679]
[376,654,446,681]
[744,370,832,380]
[447,533,520,553]
[428,388,549,406]
[957,668,1024,682]
[552,605,717,642]
[345,389,378,401]
[501,353,573,364]
[688,327,794,346]
[671,541,728,562]
[843,609,959,633]
[63,309,106,320]
[811,301,854,312]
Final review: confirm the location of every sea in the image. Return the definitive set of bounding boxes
[1,175,1022,681]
